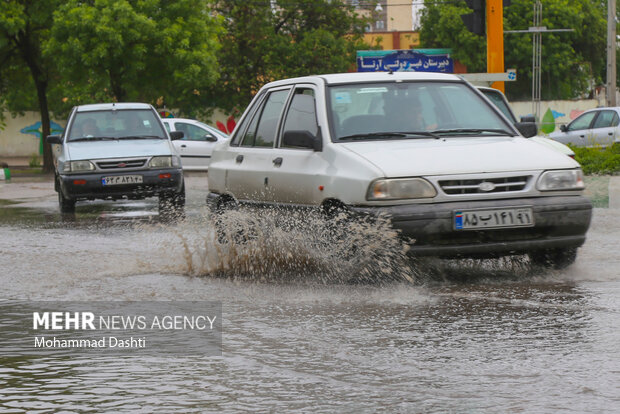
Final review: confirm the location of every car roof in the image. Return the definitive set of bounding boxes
[75,102,153,112]
[262,71,464,89]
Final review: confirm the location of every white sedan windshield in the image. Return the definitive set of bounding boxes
[328,81,512,140]
[68,109,166,141]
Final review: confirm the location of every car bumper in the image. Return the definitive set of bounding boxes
[349,196,593,258]
[59,168,184,201]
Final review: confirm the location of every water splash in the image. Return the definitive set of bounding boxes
[169,207,419,284]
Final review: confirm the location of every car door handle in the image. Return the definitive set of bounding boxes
[273,157,283,167]
[579,135,585,138]
[609,132,614,136]
[181,144,187,148]
[236,155,244,164]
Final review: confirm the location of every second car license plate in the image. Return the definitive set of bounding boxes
[102,175,143,186]
[454,207,534,230]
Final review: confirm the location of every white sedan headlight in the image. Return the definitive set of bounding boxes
[149,156,173,168]
[537,169,585,191]
[367,178,437,200]
[63,160,95,173]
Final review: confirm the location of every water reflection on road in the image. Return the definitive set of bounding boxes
[0,175,618,412]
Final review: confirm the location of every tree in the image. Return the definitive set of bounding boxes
[45,0,223,117]
[0,0,62,172]
[211,0,369,114]
[419,0,607,101]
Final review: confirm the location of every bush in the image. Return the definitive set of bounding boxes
[28,154,42,168]
[572,144,620,175]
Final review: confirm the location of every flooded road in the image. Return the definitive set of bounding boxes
[1,174,619,413]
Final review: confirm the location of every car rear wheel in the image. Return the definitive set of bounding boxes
[212,196,251,244]
[529,248,577,269]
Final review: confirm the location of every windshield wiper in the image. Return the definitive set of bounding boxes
[339,131,439,140]
[69,136,116,142]
[431,128,515,136]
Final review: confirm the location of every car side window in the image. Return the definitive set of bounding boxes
[281,88,318,148]
[567,112,596,131]
[254,89,290,148]
[175,122,212,141]
[241,89,290,148]
[592,110,619,129]
[163,123,171,133]
[240,103,262,147]
[230,92,264,146]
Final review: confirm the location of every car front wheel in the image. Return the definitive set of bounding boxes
[57,183,76,214]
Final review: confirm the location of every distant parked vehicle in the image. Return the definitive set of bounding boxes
[161,118,230,171]
[476,86,576,158]
[46,102,185,218]
[548,107,620,148]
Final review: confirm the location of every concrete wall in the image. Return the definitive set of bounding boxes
[0,112,66,157]
[387,0,413,31]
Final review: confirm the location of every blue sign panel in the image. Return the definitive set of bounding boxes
[357,50,453,73]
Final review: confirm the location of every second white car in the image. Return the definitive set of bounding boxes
[161,118,230,171]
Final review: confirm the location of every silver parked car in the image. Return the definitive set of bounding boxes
[161,118,230,171]
[548,107,620,148]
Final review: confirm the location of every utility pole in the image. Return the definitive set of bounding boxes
[607,0,617,106]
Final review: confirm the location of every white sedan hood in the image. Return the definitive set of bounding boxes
[66,139,173,161]
[340,136,579,177]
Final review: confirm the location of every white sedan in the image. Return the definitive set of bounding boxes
[548,107,620,148]
[161,118,230,171]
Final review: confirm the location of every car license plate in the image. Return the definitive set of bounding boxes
[102,175,143,186]
[454,207,534,230]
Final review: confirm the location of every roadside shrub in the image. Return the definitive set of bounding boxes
[28,154,41,168]
[572,144,620,175]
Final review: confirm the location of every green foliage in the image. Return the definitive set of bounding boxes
[573,144,620,175]
[0,1,58,114]
[28,153,42,168]
[420,0,607,101]
[419,2,485,72]
[45,0,223,118]
[211,0,369,113]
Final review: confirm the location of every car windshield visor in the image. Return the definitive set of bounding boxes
[328,81,513,142]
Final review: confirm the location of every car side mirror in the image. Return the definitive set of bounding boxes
[46,135,62,144]
[515,122,538,138]
[205,134,218,142]
[169,131,184,140]
[282,130,322,151]
[520,115,536,123]
[560,124,567,132]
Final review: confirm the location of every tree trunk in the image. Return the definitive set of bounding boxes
[16,31,53,172]
[35,78,53,173]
